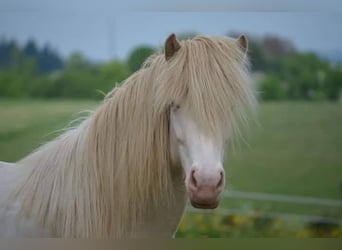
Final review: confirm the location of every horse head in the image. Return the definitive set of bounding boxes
[164,33,252,209]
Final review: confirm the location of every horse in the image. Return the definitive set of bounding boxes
[0,33,256,238]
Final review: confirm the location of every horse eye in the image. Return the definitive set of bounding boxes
[177,137,185,145]
[170,101,181,111]
[172,104,180,112]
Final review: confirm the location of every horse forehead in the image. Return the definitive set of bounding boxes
[174,113,222,143]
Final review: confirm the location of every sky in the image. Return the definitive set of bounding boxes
[0,0,341,61]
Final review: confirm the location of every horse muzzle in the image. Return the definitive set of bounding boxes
[186,167,225,209]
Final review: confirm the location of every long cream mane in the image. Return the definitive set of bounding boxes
[13,35,256,237]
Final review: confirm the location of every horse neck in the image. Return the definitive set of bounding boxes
[15,94,179,237]
[14,120,104,236]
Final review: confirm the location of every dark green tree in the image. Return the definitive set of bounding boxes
[127,46,156,72]
[0,39,18,68]
[24,39,39,58]
[259,74,286,100]
[37,45,63,74]
[324,67,342,101]
[99,60,131,92]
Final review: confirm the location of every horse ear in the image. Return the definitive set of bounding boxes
[237,35,248,54]
[165,33,181,60]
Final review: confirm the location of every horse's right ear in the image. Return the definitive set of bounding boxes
[165,33,181,60]
[237,35,248,54]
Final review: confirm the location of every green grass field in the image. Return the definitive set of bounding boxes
[0,99,97,162]
[229,102,342,199]
[0,99,341,236]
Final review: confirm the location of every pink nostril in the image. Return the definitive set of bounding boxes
[190,169,198,188]
[216,171,224,188]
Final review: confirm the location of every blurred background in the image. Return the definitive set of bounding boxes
[0,1,342,238]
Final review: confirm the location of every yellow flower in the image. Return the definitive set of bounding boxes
[198,224,208,234]
[296,229,311,238]
[210,214,222,230]
[193,213,204,225]
[232,215,246,226]
[178,221,188,232]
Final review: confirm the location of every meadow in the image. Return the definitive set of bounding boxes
[0,99,341,237]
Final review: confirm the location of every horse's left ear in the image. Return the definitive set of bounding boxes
[237,35,248,54]
[165,33,181,60]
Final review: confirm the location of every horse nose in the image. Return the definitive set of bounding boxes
[189,168,224,190]
[187,167,225,209]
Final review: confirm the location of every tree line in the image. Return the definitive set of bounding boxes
[0,35,341,101]
[239,33,342,101]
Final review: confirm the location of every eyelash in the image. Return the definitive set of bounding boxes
[176,136,185,145]
[170,102,180,112]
